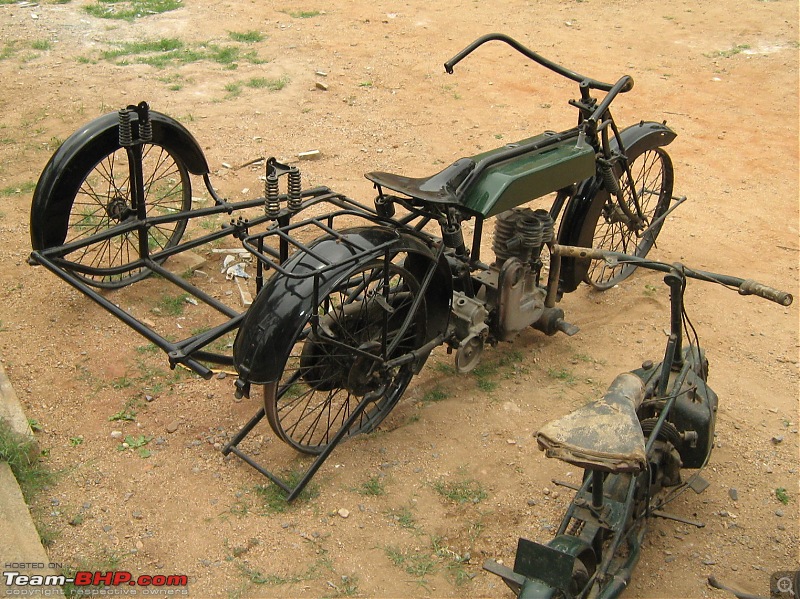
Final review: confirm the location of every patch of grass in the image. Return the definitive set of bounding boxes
[421,386,448,403]
[706,44,751,58]
[1,181,36,196]
[282,9,322,18]
[69,436,84,447]
[153,292,189,316]
[433,477,487,505]
[157,72,187,91]
[0,41,18,61]
[547,367,576,384]
[253,469,319,513]
[100,38,265,69]
[61,550,121,597]
[247,75,289,91]
[31,39,52,51]
[224,82,243,98]
[386,505,418,531]
[84,0,182,21]
[385,546,436,579]
[135,343,160,354]
[359,475,386,496]
[229,30,264,43]
[0,420,54,501]
[776,487,790,505]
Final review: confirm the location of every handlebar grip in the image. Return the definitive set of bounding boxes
[738,279,794,306]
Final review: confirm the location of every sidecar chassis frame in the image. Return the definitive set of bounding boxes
[29,181,447,500]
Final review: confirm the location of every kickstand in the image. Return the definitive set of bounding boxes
[222,391,382,502]
[651,509,705,528]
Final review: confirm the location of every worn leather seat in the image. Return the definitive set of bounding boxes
[365,157,476,205]
[536,372,647,473]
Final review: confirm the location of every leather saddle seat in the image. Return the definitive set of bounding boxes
[365,157,476,205]
[536,372,647,474]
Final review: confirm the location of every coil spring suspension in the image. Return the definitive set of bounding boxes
[265,174,280,217]
[287,167,302,211]
[600,161,621,195]
[138,104,152,143]
[492,208,554,265]
[118,108,133,147]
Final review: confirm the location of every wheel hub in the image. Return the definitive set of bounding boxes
[106,195,133,222]
[346,341,384,396]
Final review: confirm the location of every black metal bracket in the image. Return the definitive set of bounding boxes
[221,388,389,502]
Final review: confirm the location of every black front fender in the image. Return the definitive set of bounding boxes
[233,226,452,385]
[557,121,677,292]
[31,110,208,250]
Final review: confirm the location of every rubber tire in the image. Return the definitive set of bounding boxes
[36,139,191,288]
[585,148,674,289]
[264,258,426,455]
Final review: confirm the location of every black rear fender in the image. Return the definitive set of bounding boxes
[233,226,451,385]
[30,110,208,250]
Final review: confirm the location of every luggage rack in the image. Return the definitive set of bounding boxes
[226,206,444,501]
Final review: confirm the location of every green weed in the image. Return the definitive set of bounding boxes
[117,435,152,458]
[706,44,751,58]
[153,292,189,316]
[247,75,289,91]
[0,420,54,501]
[433,477,487,505]
[84,0,182,21]
[359,475,386,496]
[282,9,321,18]
[776,487,790,505]
[229,30,264,43]
[421,387,448,403]
[31,40,52,51]
[253,469,319,513]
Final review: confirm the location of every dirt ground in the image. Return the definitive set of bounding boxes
[0,0,798,597]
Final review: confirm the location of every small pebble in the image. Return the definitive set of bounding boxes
[166,420,180,433]
[728,488,739,501]
[775,509,784,517]
[771,435,783,444]
[543,488,551,496]
[144,395,155,403]
[110,430,123,439]
[338,508,350,519]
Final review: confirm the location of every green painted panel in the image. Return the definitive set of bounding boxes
[463,135,595,217]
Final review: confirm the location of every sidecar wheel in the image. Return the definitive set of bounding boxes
[32,126,191,288]
[586,148,673,289]
[264,258,426,455]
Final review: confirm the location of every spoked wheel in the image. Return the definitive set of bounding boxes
[62,143,191,288]
[586,148,673,289]
[265,259,426,455]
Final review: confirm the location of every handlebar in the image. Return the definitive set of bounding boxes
[552,245,794,307]
[444,33,634,93]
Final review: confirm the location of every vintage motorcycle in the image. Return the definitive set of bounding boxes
[483,246,793,598]
[30,34,680,498]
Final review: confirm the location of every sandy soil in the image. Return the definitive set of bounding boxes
[0,0,797,598]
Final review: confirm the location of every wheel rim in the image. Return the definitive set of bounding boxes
[65,143,190,288]
[265,260,424,454]
[587,149,672,289]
